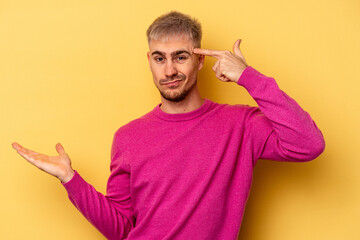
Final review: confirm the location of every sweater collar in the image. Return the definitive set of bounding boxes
[152,98,213,122]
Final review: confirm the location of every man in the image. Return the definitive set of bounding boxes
[12,11,325,240]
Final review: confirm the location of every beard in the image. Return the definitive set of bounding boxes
[157,73,197,102]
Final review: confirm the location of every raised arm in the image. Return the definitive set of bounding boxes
[194,39,325,163]
[238,66,325,162]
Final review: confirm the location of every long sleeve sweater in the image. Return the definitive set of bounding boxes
[62,66,325,240]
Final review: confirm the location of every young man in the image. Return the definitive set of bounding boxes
[12,11,325,240]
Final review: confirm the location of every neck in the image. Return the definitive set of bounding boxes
[160,86,204,114]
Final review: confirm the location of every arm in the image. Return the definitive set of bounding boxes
[194,39,325,163]
[239,66,325,163]
[12,134,135,240]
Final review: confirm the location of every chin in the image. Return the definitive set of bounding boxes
[158,78,197,103]
[161,91,187,102]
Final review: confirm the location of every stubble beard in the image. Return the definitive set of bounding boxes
[158,75,197,102]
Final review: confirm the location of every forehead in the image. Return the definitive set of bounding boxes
[148,35,195,54]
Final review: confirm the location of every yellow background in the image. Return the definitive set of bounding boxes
[1,0,359,239]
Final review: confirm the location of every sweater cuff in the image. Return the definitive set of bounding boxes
[237,66,266,89]
[62,170,87,197]
[237,66,279,96]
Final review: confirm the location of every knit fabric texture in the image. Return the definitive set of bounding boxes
[63,66,325,240]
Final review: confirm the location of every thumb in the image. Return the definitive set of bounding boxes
[233,39,243,57]
[55,143,66,155]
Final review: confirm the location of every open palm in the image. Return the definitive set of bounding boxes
[12,142,74,183]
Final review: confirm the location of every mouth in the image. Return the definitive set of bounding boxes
[160,74,186,86]
[164,79,182,84]
[160,77,184,84]
[163,79,183,88]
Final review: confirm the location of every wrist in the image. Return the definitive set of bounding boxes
[59,168,75,183]
[236,66,249,84]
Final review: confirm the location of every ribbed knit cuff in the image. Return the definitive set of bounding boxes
[238,66,262,86]
[61,170,87,197]
[237,66,278,96]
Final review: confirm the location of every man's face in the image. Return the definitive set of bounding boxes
[147,35,204,102]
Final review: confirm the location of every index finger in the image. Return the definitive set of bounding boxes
[193,48,223,58]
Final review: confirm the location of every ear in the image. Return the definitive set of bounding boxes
[147,52,152,71]
[197,54,205,70]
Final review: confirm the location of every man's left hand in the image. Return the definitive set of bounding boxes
[194,39,248,83]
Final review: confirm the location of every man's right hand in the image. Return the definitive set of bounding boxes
[12,142,75,183]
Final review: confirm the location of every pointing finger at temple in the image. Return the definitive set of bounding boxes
[193,48,224,58]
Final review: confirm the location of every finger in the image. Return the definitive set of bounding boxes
[12,142,24,151]
[215,71,223,80]
[12,142,33,155]
[12,143,48,159]
[55,143,66,155]
[19,145,39,155]
[16,148,39,165]
[233,39,243,57]
[212,60,220,72]
[193,48,223,58]
[214,65,224,80]
[220,75,229,82]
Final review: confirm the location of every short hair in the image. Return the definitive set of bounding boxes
[146,11,202,47]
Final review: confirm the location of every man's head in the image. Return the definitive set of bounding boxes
[146,11,204,102]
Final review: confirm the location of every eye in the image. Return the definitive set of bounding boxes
[155,57,164,62]
[175,55,188,62]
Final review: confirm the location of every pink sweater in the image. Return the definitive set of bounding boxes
[63,66,325,240]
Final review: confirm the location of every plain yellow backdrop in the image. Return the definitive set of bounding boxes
[1,0,359,239]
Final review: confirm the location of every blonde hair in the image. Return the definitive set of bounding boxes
[146,11,202,47]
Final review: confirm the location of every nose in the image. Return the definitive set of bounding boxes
[165,61,178,77]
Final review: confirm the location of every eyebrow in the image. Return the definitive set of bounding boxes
[151,50,191,57]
